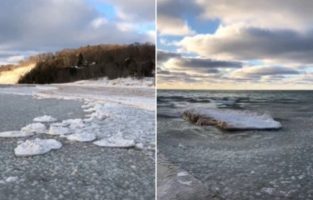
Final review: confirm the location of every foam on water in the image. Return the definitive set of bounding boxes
[14,138,62,156]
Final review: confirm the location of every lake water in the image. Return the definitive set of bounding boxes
[158,90,313,200]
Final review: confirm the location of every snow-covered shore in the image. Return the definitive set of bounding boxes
[0,77,155,156]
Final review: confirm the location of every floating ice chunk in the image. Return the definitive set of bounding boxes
[66,132,96,142]
[81,103,93,109]
[83,107,96,113]
[262,187,275,195]
[48,125,71,135]
[21,123,47,134]
[93,133,135,148]
[62,119,85,129]
[88,112,108,120]
[183,107,282,130]
[5,176,18,183]
[177,171,192,186]
[177,171,189,177]
[33,115,57,123]
[85,104,108,120]
[0,131,34,138]
[14,138,62,156]
[0,176,19,184]
[135,143,144,150]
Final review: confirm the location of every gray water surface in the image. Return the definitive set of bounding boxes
[158,90,313,200]
[0,93,85,131]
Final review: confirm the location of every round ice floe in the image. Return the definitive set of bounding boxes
[62,119,85,129]
[177,171,192,186]
[88,112,108,120]
[93,133,135,148]
[66,132,96,142]
[48,126,71,135]
[33,115,57,123]
[14,138,62,156]
[135,143,144,150]
[21,123,47,134]
[83,107,96,113]
[0,131,34,138]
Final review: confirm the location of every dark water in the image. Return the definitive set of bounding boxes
[0,93,85,131]
[158,90,313,200]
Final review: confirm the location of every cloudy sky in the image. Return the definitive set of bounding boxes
[157,0,313,90]
[0,0,155,65]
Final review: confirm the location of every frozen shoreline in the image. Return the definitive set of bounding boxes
[0,77,155,156]
[0,78,155,199]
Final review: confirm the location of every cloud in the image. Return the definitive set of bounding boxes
[179,25,313,64]
[0,0,154,64]
[157,0,200,36]
[157,50,181,62]
[291,73,313,84]
[91,17,108,29]
[158,70,215,84]
[158,0,201,19]
[0,55,25,65]
[197,0,313,31]
[158,16,194,36]
[103,0,155,22]
[157,0,313,89]
[229,66,300,80]
[160,55,242,76]
[174,57,241,69]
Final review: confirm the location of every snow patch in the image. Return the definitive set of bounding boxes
[68,77,155,88]
[14,138,62,156]
[183,107,281,130]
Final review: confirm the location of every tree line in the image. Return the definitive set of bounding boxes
[18,43,155,84]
